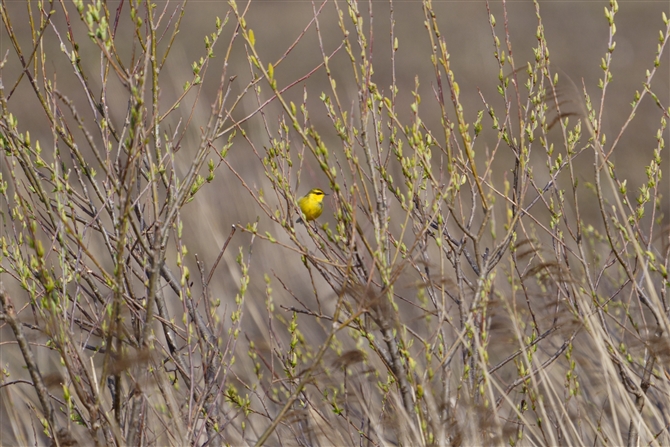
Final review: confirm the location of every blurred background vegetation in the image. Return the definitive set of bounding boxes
[0,0,668,446]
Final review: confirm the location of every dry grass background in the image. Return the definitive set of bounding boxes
[0,0,668,446]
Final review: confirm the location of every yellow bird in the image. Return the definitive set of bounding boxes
[297,188,327,223]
